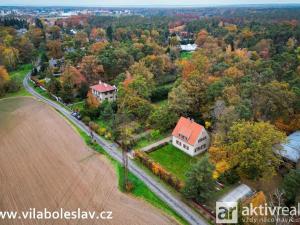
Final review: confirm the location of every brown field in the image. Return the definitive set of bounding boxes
[0,97,176,225]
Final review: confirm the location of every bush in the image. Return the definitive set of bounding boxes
[82,116,91,124]
[150,130,160,140]
[218,169,240,185]
[89,121,99,132]
[7,79,20,93]
[97,127,106,136]
[150,85,173,102]
[105,132,112,140]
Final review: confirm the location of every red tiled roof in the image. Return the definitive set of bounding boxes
[91,81,116,93]
[172,117,203,146]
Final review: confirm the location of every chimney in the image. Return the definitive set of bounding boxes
[104,83,107,87]
[99,80,102,84]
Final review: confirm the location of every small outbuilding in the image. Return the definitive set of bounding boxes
[219,184,254,203]
[278,131,300,164]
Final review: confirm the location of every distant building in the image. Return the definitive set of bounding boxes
[90,81,117,102]
[277,131,300,164]
[180,44,197,52]
[172,117,210,157]
[16,28,27,36]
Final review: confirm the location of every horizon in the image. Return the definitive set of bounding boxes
[1,1,300,7]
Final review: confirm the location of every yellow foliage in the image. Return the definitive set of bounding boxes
[225,24,238,32]
[86,90,100,109]
[213,160,230,179]
[209,146,228,164]
[205,121,212,129]
[0,66,10,81]
[224,66,244,79]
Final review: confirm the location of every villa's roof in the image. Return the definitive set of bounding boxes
[91,81,116,93]
[172,117,203,146]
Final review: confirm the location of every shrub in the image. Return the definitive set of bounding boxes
[82,116,91,124]
[88,121,99,131]
[105,132,112,140]
[7,79,20,93]
[97,127,106,136]
[150,130,160,140]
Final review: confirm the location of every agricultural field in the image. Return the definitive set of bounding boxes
[0,97,177,225]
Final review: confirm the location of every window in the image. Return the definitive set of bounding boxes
[182,144,189,150]
[176,140,182,146]
[198,136,207,143]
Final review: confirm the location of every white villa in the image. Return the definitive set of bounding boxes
[172,117,210,157]
[90,81,117,102]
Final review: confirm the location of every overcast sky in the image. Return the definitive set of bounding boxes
[1,0,300,6]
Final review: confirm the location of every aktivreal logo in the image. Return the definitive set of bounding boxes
[216,202,238,224]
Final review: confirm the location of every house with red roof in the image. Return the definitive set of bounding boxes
[172,117,210,157]
[90,80,117,102]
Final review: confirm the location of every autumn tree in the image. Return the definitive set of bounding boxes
[28,27,44,48]
[169,73,208,117]
[216,121,286,180]
[46,78,61,95]
[46,40,63,59]
[148,104,178,132]
[0,46,19,70]
[90,28,106,41]
[79,55,104,84]
[0,66,10,96]
[16,36,35,63]
[253,81,295,121]
[75,31,88,47]
[195,29,208,46]
[128,61,155,99]
[60,65,86,101]
[47,25,61,40]
[86,90,100,109]
[89,41,108,55]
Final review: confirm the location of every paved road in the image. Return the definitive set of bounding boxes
[23,73,209,225]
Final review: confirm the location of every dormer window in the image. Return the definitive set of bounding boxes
[178,133,187,141]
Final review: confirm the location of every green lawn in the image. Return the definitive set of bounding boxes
[148,144,206,181]
[153,99,168,108]
[69,101,85,111]
[180,51,193,60]
[1,64,32,98]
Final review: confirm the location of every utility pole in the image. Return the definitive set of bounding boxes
[117,113,133,191]
[122,143,129,190]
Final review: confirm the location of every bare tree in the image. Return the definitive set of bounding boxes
[269,189,291,225]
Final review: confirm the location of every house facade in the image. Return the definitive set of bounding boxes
[90,81,117,102]
[172,117,210,157]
